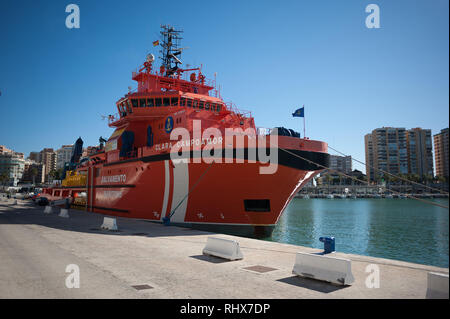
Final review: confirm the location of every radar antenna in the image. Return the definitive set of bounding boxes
[159,25,184,77]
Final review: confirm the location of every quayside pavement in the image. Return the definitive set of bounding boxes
[0,199,448,299]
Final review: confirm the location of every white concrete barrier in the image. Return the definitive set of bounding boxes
[59,208,69,218]
[202,237,243,260]
[426,272,449,299]
[44,206,53,214]
[292,252,355,285]
[101,217,118,231]
[52,199,67,206]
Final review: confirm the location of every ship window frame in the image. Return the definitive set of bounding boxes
[147,98,154,107]
[155,98,162,107]
[131,99,139,108]
[216,104,222,112]
[139,98,146,107]
[205,102,210,110]
[163,98,170,106]
[186,99,192,108]
[211,104,216,112]
[180,97,186,106]
[171,97,179,106]
[198,101,204,110]
[192,100,198,109]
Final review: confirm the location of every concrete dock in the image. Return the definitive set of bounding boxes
[0,199,448,299]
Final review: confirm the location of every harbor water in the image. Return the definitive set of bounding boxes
[268,198,449,268]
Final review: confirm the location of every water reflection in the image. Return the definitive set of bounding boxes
[269,198,449,268]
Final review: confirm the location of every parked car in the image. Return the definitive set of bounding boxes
[36,197,49,206]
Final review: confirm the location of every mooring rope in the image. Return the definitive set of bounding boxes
[278,147,449,210]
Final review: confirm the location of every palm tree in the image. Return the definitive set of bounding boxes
[30,167,38,185]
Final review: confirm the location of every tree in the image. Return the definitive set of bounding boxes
[0,172,8,186]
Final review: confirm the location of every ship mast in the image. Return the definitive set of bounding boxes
[159,25,184,78]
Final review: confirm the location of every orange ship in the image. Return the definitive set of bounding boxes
[43,26,329,237]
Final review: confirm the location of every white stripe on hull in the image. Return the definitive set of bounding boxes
[169,159,189,223]
[160,160,170,220]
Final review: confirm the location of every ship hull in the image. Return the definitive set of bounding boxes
[43,147,329,237]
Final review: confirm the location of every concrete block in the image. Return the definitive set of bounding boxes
[202,237,243,260]
[44,206,53,214]
[426,272,449,299]
[292,252,355,285]
[101,217,118,231]
[58,208,69,218]
[52,199,67,206]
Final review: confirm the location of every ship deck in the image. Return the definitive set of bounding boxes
[0,198,447,299]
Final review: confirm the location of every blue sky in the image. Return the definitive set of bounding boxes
[0,0,448,172]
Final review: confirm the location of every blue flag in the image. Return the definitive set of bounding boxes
[292,107,304,117]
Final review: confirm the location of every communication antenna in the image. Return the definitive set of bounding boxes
[159,25,184,77]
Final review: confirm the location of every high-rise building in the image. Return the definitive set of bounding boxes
[406,128,434,177]
[21,160,45,184]
[364,127,408,181]
[0,150,25,186]
[0,145,12,154]
[434,128,449,178]
[364,134,375,181]
[28,152,40,162]
[56,145,74,169]
[39,148,56,182]
[329,155,352,174]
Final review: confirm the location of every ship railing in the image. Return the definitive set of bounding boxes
[225,102,252,118]
[108,113,120,124]
[125,150,138,159]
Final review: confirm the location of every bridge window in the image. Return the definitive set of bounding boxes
[147,98,154,107]
[139,99,146,107]
[216,104,222,112]
[180,98,186,106]
[192,100,198,109]
[199,101,204,110]
[155,98,162,107]
[211,104,216,112]
[131,99,138,108]
[186,99,192,107]
[171,97,179,106]
[163,98,170,106]
[205,102,210,110]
